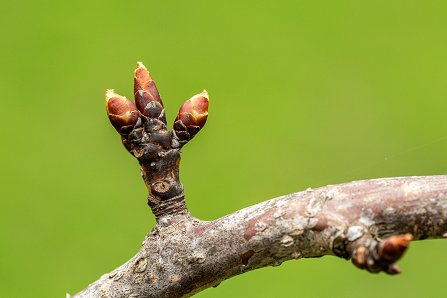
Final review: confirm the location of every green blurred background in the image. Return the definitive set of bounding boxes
[1,0,447,297]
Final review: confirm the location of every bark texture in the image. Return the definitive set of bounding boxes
[74,175,447,298]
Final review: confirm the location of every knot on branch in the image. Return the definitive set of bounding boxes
[105,62,209,220]
[350,234,413,275]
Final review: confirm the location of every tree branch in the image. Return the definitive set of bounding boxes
[74,176,447,297]
[72,64,447,297]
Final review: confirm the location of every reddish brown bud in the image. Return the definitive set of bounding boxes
[173,91,209,145]
[134,62,165,122]
[351,234,412,275]
[106,89,139,135]
[378,234,412,262]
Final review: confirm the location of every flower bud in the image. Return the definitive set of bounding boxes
[173,90,209,145]
[352,234,412,275]
[134,62,166,122]
[378,234,412,262]
[106,89,139,135]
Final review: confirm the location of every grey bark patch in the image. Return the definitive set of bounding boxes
[280,235,294,247]
[134,257,148,273]
[347,226,364,241]
[190,254,206,264]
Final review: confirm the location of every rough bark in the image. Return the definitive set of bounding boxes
[73,175,447,297]
[73,63,447,297]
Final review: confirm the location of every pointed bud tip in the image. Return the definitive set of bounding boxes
[136,61,147,70]
[189,92,209,116]
[200,90,209,98]
[402,233,413,242]
[106,90,130,115]
[105,89,117,101]
[105,90,136,117]
[134,61,153,84]
[380,234,412,262]
[106,92,139,133]
[391,234,413,249]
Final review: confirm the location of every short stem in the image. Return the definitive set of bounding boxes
[149,193,189,219]
[139,147,187,220]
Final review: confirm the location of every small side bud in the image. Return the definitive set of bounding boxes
[173,90,209,146]
[351,234,412,275]
[378,234,412,262]
[106,89,139,135]
[134,62,166,123]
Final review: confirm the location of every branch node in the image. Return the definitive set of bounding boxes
[351,234,412,275]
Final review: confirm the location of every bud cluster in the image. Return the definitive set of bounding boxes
[106,62,209,148]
